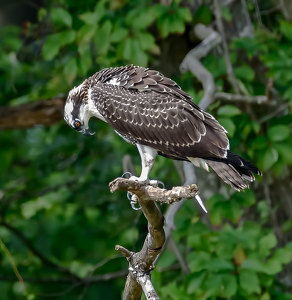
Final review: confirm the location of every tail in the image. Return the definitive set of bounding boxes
[205,151,262,191]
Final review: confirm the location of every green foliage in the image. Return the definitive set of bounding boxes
[154,200,292,299]
[0,0,292,299]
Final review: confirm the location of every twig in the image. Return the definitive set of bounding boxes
[214,92,275,105]
[0,269,127,284]
[253,0,263,26]
[258,102,290,123]
[260,4,281,15]
[263,179,283,241]
[214,0,240,94]
[167,237,190,274]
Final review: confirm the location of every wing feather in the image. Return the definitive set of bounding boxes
[91,82,229,159]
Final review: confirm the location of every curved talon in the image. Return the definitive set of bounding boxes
[122,172,132,179]
[127,191,132,201]
[157,180,165,189]
[127,191,141,210]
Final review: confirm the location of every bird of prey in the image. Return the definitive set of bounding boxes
[64,65,261,191]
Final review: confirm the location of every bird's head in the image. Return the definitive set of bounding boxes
[64,82,95,136]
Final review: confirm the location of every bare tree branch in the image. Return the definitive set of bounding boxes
[167,237,190,274]
[180,24,220,110]
[109,178,198,204]
[110,178,198,299]
[279,0,292,21]
[0,269,127,284]
[0,97,65,130]
[214,0,240,94]
[164,162,197,241]
[259,102,290,123]
[214,92,276,105]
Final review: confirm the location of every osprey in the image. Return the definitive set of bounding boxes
[64,65,261,191]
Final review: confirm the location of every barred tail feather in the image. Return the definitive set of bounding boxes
[206,160,248,191]
[204,151,261,191]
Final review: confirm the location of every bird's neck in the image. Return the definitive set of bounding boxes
[87,87,107,122]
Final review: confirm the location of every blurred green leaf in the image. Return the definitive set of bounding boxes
[77,24,97,44]
[177,7,192,22]
[234,65,255,81]
[188,251,211,272]
[268,125,290,142]
[221,274,237,297]
[95,20,112,55]
[221,7,232,22]
[187,273,206,294]
[241,258,264,272]
[217,118,236,136]
[260,147,278,171]
[239,270,261,294]
[262,259,282,275]
[51,7,72,28]
[137,31,156,52]
[218,105,241,117]
[273,247,292,264]
[206,258,234,271]
[64,57,77,84]
[111,26,128,43]
[259,233,277,256]
[193,5,212,24]
[280,20,292,41]
[42,30,75,60]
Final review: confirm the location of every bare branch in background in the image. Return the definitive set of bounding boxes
[154,161,197,274]
[180,24,220,110]
[167,237,190,274]
[164,162,197,242]
[0,270,127,285]
[123,154,137,177]
[214,0,240,94]
[279,0,292,21]
[259,102,290,123]
[0,97,65,130]
[263,175,283,242]
[214,92,276,105]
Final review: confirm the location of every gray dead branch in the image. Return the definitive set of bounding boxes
[110,178,198,300]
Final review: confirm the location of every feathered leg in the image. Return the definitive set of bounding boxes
[129,144,157,183]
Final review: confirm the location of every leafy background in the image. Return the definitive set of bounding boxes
[0,0,292,299]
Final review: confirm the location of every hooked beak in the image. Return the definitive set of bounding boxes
[83,128,95,136]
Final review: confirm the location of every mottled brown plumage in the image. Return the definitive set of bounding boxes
[64,65,261,191]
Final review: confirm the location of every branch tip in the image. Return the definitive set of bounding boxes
[115,245,133,258]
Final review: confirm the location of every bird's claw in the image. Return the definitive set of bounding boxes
[122,172,132,179]
[156,180,165,189]
[127,192,141,210]
[121,173,164,210]
[127,176,165,189]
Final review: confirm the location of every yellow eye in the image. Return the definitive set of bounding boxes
[74,121,81,128]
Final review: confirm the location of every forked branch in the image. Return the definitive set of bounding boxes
[109,178,198,300]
